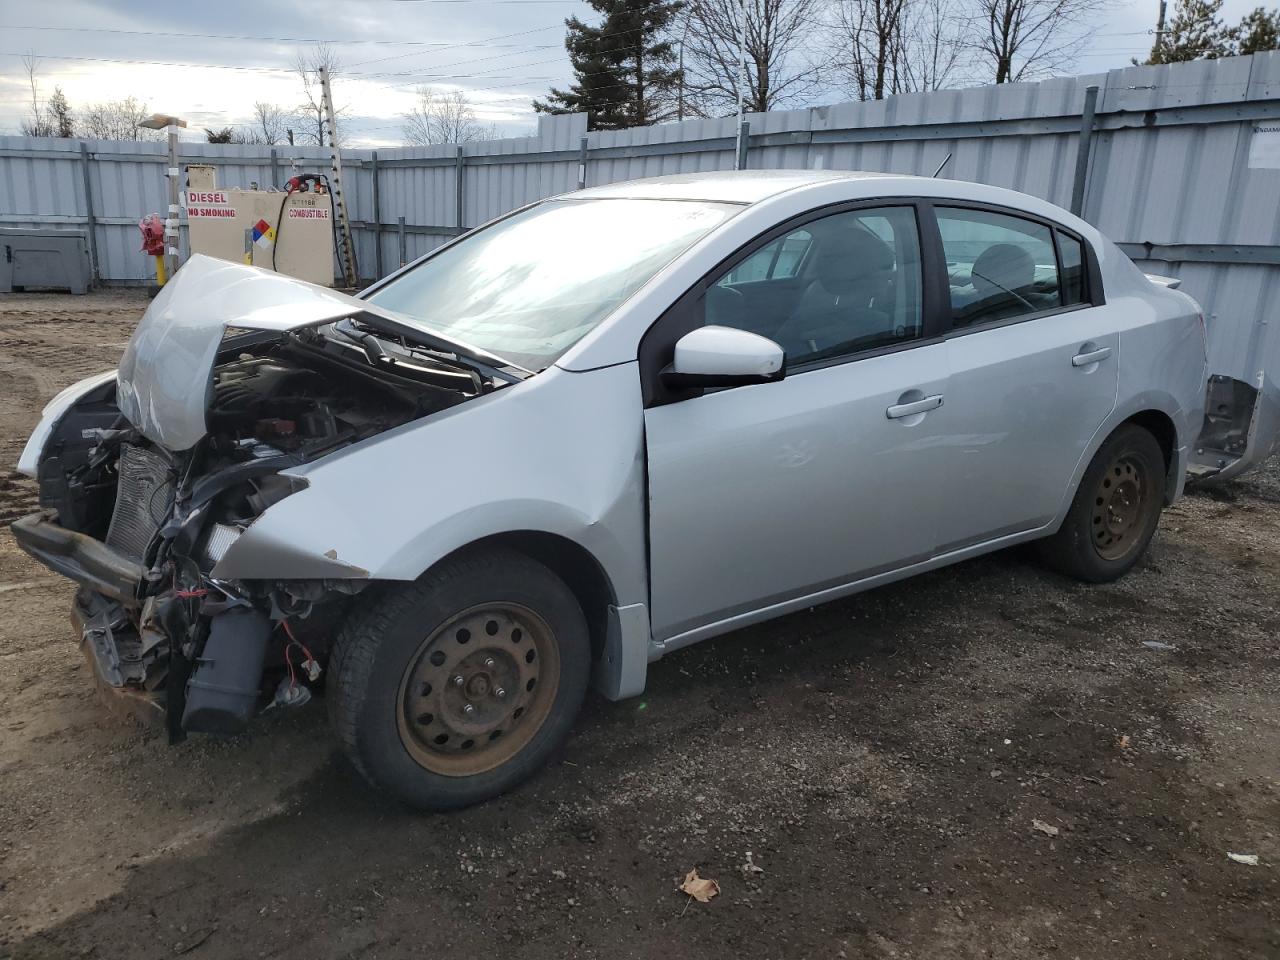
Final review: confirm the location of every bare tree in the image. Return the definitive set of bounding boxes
[402,87,496,144]
[900,0,969,92]
[80,97,158,141]
[252,101,289,144]
[293,43,344,146]
[682,0,824,115]
[974,0,1104,84]
[830,0,912,101]
[19,53,55,137]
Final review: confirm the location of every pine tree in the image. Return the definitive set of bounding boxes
[1237,6,1280,54]
[1146,0,1235,63]
[46,86,74,137]
[534,0,683,130]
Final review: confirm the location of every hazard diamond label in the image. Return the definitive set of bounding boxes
[251,218,276,247]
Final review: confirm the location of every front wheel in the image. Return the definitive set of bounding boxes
[329,548,590,810]
[1037,424,1166,583]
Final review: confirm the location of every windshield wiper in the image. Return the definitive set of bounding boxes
[333,316,526,386]
[331,317,389,366]
[354,310,533,381]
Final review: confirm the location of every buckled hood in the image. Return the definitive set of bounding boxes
[116,256,384,450]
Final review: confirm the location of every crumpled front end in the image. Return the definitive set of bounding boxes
[13,256,497,737]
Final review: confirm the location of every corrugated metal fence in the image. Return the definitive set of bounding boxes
[2,52,1279,385]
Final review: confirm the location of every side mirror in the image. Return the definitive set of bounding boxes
[662,325,786,390]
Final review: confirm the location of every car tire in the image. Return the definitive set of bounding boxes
[329,547,590,811]
[1036,424,1167,583]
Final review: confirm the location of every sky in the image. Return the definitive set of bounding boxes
[0,0,1269,147]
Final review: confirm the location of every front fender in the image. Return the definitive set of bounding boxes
[212,362,649,612]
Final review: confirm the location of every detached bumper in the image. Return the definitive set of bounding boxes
[11,510,143,605]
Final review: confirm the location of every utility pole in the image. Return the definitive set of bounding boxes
[1155,0,1169,58]
[319,65,358,288]
[164,120,181,280]
[677,14,692,121]
[139,112,187,284]
[733,0,748,169]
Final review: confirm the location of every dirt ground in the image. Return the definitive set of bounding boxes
[0,289,1276,960]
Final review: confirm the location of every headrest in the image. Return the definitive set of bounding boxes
[970,243,1034,300]
[809,225,893,296]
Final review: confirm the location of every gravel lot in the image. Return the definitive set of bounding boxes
[0,289,1277,960]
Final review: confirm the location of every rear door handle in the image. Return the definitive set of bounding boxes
[1072,346,1112,367]
[886,394,944,419]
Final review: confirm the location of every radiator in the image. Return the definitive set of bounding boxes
[105,444,174,561]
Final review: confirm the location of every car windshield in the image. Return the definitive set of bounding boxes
[365,197,739,371]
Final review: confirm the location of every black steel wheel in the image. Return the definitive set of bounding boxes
[330,548,590,810]
[1089,451,1160,562]
[1037,423,1167,583]
[396,603,559,778]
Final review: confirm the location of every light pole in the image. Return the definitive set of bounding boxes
[139,112,187,284]
[733,0,748,169]
[676,12,695,121]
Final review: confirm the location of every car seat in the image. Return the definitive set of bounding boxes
[773,225,895,357]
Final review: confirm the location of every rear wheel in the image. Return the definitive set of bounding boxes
[1037,424,1166,583]
[330,548,590,810]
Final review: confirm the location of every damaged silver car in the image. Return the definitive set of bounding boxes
[15,171,1207,809]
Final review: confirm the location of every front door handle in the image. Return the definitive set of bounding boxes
[1072,346,1112,367]
[886,394,944,419]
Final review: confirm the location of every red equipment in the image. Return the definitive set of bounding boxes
[139,214,166,256]
[283,173,325,195]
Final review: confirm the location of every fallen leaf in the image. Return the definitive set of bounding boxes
[1117,734,1131,750]
[1227,853,1259,866]
[680,868,720,903]
[1031,819,1060,837]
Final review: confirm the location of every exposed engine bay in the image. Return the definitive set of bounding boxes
[15,313,508,739]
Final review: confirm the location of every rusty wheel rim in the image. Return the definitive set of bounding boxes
[1090,453,1155,562]
[396,603,559,777]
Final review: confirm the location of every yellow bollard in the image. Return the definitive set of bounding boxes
[154,254,168,287]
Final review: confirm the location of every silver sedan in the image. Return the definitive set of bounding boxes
[15,171,1207,809]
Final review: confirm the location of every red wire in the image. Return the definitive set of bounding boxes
[280,618,316,664]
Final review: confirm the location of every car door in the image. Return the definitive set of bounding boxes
[930,204,1119,552]
[642,203,951,644]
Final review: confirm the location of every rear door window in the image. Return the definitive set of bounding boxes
[936,208,1062,328]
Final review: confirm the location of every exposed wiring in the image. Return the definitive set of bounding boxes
[280,618,318,691]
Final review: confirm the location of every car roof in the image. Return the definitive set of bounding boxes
[568,170,1097,242]
[573,170,921,205]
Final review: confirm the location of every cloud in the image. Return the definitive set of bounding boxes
[0,0,577,143]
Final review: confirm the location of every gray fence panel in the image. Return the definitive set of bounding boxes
[2,53,1279,388]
